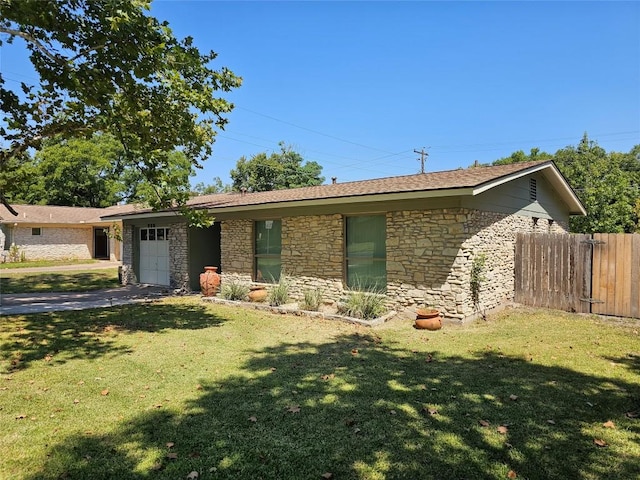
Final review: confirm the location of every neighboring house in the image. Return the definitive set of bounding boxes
[104,161,586,320]
[0,204,134,262]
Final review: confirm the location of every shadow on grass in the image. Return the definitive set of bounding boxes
[0,302,225,372]
[0,271,120,294]
[23,332,640,480]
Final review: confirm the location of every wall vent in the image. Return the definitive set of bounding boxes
[529,178,537,201]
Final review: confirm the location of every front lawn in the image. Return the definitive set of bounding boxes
[1,300,638,480]
[0,259,100,269]
[0,268,119,294]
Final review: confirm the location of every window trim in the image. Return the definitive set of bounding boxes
[343,214,387,291]
[31,227,42,236]
[254,219,282,283]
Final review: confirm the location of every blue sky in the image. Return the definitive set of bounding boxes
[3,1,639,186]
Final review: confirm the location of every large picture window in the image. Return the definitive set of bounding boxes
[255,220,282,283]
[345,215,386,290]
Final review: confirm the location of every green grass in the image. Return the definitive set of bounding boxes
[0,268,120,294]
[0,259,100,270]
[1,301,638,480]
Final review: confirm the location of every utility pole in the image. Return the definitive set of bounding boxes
[414,147,429,174]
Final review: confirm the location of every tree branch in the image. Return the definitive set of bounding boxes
[0,26,67,66]
[0,193,18,216]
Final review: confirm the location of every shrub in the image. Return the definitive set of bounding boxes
[268,275,291,306]
[220,280,250,301]
[301,288,323,311]
[339,290,386,320]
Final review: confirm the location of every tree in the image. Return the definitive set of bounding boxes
[0,0,241,220]
[230,143,324,192]
[492,134,640,233]
[191,177,232,196]
[12,133,125,207]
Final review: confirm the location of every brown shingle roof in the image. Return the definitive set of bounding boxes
[0,203,138,224]
[102,160,585,218]
[187,160,553,209]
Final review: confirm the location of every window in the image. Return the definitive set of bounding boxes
[255,220,282,282]
[345,215,386,290]
[31,227,41,236]
[140,227,169,241]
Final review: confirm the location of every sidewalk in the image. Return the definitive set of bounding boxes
[0,284,171,316]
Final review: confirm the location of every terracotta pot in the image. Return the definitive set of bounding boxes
[415,308,442,330]
[416,308,440,319]
[199,266,221,297]
[248,285,268,302]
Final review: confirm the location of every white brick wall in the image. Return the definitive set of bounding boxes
[11,226,92,260]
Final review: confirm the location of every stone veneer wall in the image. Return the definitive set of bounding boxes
[169,221,189,290]
[10,226,92,260]
[120,223,137,285]
[218,209,568,320]
[220,219,253,284]
[386,208,567,319]
[281,214,345,301]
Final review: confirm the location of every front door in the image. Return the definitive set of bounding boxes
[94,227,109,259]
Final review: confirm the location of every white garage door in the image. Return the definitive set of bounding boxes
[139,227,170,286]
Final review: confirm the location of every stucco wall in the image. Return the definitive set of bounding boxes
[9,226,92,260]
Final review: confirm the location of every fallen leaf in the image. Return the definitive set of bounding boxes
[321,374,335,381]
[166,442,175,448]
[509,394,518,401]
[321,473,333,479]
[166,452,178,460]
[270,367,277,372]
[497,425,508,434]
[186,471,199,479]
[425,354,433,363]
[423,406,438,415]
[389,410,397,415]
[507,470,517,479]
[625,411,638,419]
[593,438,607,447]
[479,419,490,427]
[153,404,163,409]
[353,427,361,434]
[546,419,555,425]
[351,349,359,355]
[73,399,80,404]
[249,416,257,422]
[603,420,615,429]
[345,418,356,427]
[287,405,301,413]
[195,384,203,390]
[15,414,26,420]
[100,389,109,396]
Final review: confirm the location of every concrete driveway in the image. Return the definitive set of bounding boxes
[0,284,171,315]
[0,262,172,315]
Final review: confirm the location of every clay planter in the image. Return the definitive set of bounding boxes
[414,308,442,330]
[199,266,221,297]
[248,285,268,302]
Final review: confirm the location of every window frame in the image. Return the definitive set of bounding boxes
[31,227,42,236]
[254,219,282,283]
[344,214,387,291]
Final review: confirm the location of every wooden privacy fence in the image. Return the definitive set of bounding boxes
[515,233,640,319]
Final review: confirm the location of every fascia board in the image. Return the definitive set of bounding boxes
[205,187,474,214]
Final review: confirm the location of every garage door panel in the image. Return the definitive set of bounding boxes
[139,227,171,286]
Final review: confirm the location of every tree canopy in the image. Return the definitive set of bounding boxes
[230,143,324,192]
[0,0,241,219]
[492,134,640,233]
